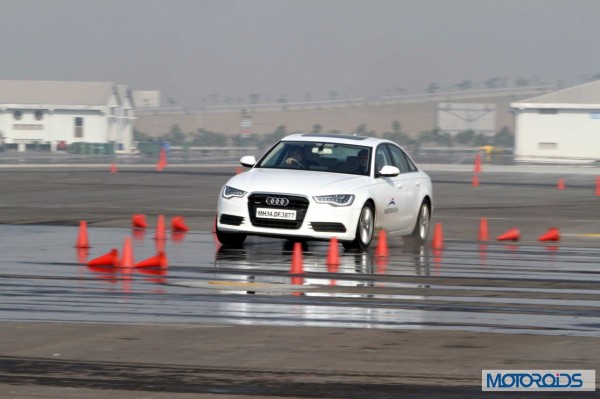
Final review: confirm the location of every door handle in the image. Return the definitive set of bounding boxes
[415,181,420,186]
[396,184,403,189]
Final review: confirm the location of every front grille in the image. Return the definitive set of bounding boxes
[219,214,244,226]
[248,193,309,229]
[310,222,347,233]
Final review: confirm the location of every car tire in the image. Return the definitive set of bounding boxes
[342,202,374,251]
[215,216,247,247]
[405,201,430,245]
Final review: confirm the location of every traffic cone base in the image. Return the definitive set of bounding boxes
[497,228,520,241]
[132,214,148,229]
[290,242,304,274]
[431,223,444,250]
[119,237,134,267]
[135,251,168,268]
[154,214,166,240]
[88,249,119,267]
[539,227,560,242]
[375,230,389,257]
[478,218,489,241]
[326,237,340,268]
[171,216,190,232]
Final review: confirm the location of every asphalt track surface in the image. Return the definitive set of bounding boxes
[0,159,599,398]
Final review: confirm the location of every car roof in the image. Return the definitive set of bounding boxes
[281,133,392,148]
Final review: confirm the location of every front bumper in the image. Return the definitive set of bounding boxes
[217,194,361,241]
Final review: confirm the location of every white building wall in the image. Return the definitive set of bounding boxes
[515,109,600,161]
[49,110,108,144]
[0,82,135,151]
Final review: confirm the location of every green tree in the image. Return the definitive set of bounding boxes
[249,93,261,104]
[456,80,474,90]
[493,127,514,147]
[354,124,367,135]
[426,82,440,93]
[261,125,287,147]
[515,77,530,87]
[190,129,228,146]
[473,133,490,146]
[383,121,412,145]
[329,90,340,101]
[133,128,151,141]
[455,130,476,145]
[165,124,187,145]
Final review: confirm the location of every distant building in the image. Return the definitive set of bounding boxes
[511,81,600,162]
[437,103,496,136]
[133,90,160,108]
[0,80,134,152]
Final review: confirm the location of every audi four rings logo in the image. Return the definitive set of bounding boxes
[266,197,289,206]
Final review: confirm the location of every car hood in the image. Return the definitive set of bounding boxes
[225,168,368,196]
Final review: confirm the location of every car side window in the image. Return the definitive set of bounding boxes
[375,145,392,172]
[387,144,416,173]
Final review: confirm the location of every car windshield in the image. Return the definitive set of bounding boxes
[256,141,371,176]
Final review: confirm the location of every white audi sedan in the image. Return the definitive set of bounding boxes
[216,133,433,250]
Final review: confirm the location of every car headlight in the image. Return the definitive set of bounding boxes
[313,194,355,206]
[222,185,247,199]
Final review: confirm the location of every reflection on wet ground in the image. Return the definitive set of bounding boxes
[1,224,599,337]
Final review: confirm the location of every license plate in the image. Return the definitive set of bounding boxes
[256,208,296,220]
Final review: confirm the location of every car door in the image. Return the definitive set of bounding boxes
[371,145,403,233]
[387,144,421,231]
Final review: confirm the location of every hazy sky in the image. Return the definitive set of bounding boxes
[1,0,599,107]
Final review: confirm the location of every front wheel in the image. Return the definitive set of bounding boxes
[215,217,247,247]
[405,201,430,245]
[342,203,374,251]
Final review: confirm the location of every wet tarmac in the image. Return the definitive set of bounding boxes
[1,163,599,397]
[1,223,599,337]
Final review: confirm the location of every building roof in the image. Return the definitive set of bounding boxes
[0,80,115,106]
[511,80,600,109]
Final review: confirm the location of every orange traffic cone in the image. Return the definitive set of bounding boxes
[75,220,91,248]
[558,178,565,190]
[87,249,119,266]
[472,174,480,187]
[290,242,304,274]
[326,237,340,268]
[154,214,166,240]
[110,162,117,174]
[478,218,489,241]
[132,214,147,229]
[539,227,560,242]
[235,166,243,175]
[497,228,520,241]
[171,216,189,232]
[120,237,134,267]
[376,256,388,275]
[76,247,88,264]
[474,153,481,173]
[135,251,168,268]
[596,177,600,196]
[156,147,167,172]
[431,223,444,250]
[160,147,167,167]
[375,229,389,257]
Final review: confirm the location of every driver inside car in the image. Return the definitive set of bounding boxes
[284,146,308,168]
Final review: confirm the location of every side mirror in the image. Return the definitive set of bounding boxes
[240,155,256,167]
[378,165,400,177]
